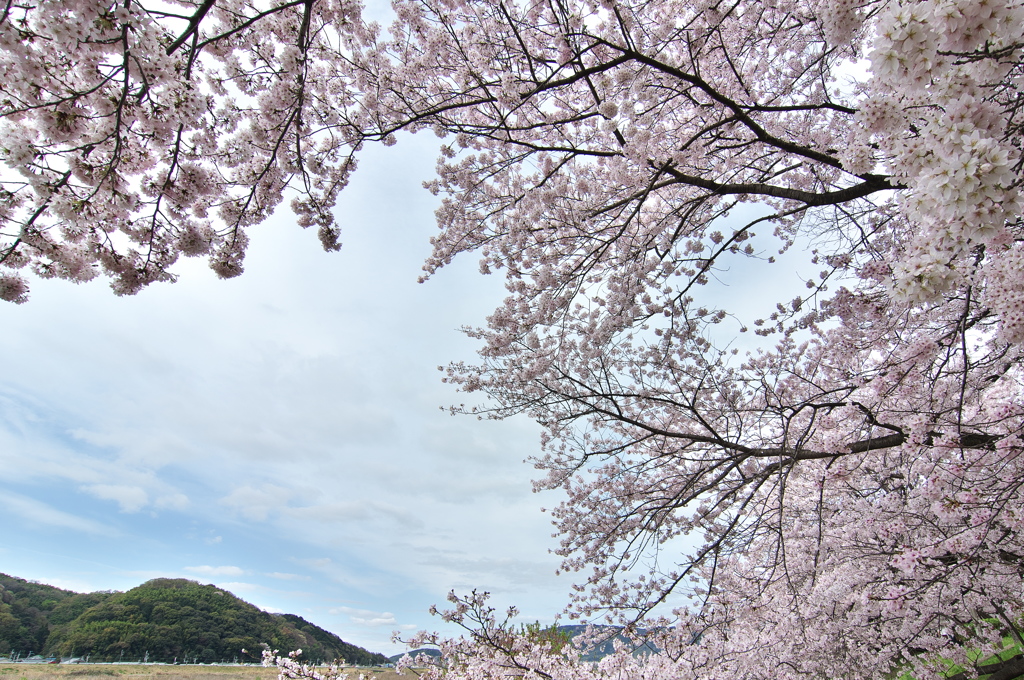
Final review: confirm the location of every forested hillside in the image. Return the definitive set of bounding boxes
[0,573,114,656]
[0,574,387,665]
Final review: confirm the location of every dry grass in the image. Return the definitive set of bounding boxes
[0,664,277,680]
[0,665,405,680]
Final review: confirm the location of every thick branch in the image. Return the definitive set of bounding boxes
[661,165,899,206]
[166,0,217,55]
[848,433,907,453]
[549,386,998,460]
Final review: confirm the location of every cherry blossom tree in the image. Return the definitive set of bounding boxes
[5,0,1024,678]
[372,0,1024,676]
[0,0,367,301]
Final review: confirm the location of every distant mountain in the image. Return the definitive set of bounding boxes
[387,626,660,665]
[554,625,660,660]
[0,574,387,665]
[388,647,442,663]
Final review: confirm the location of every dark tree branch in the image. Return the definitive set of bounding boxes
[166,0,217,55]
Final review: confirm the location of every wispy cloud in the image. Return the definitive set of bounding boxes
[81,484,149,513]
[0,491,114,535]
[220,484,294,521]
[284,500,424,530]
[330,606,398,627]
[184,565,245,576]
[266,572,308,581]
[155,493,190,511]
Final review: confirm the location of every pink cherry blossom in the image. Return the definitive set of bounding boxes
[6,0,1024,678]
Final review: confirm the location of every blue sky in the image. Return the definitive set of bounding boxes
[0,131,576,656]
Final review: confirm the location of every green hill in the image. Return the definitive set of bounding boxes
[0,574,387,665]
[0,573,114,657]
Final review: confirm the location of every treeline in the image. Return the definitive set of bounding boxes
[0,574,388,665]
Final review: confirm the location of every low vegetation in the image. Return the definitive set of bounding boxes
[0,664,406,680]
[0,664,278,680]
[0,575,387,666]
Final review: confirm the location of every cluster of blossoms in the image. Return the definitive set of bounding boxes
[852,0,1024,313]
[261,648,353,680]
[0,0,366,301]
[812,0,867,45]
[984,243,1024,343]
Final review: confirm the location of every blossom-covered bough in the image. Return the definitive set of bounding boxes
[0,0,365,300]
[5,0,1024,678]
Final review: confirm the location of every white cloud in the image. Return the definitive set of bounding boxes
[220,484,294,521]
[184,565,245,576]
[80,484,149,513]
[353,614,397,627]
[331,606,398,627]
[155,493,189,510]
[215,581,264,594]
[294,557,332,569]
[266,572,307,581]
[0,491,114,535]
[284,500,424,530]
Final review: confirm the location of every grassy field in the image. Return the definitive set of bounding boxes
[0,665,407,680]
